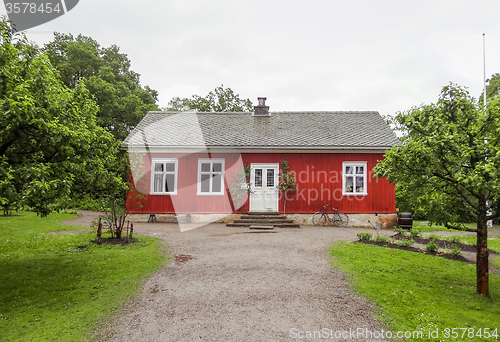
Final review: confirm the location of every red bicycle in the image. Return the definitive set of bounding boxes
[312,205,349,227]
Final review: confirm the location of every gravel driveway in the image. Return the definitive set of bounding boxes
[68,212,391,341]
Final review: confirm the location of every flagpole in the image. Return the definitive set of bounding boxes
[484,33,493,228]
[483,33,487,109]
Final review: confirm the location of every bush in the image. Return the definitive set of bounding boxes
[68,195,102,211]
[357,232,372,241]
[426,240,439,252]
[398,238,415,247]
[409,229,422,237]
[427,234,440,241]
[448,235,462,244]
[374,234,390,243]
[393,227,406,235]
[450,246,462,256]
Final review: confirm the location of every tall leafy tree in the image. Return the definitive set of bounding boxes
[43,33,159,141]
[374,84,500,296]
[481,73,500,101]
[166,85,252,112]
[0,20,123,216]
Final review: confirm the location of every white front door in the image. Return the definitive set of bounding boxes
[249,163,279,212]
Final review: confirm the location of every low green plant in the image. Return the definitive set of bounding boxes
[448,235,462,244]
[374,234,390,243]
[426,240,439,252]
[393,226,406,235]
[450,246,462,257]
[409,229,422,237]
[427,234,440,241]
[397,238,415,247]
[357,232,372,241]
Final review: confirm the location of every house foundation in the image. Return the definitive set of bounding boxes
[127,213,398,229]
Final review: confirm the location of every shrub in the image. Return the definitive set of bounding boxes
[427,234,440,241]
[393,227,406,235]
[450,246,462,256]
[426,240,439,252]
[409,229,422,237]
[374,234,390,243]
[357,232,372,241]
[398,238,415,247]
[448,235,462,244]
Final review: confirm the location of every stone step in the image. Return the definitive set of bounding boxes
[234,219,295,224]
[227,222,300,228]
[249,225,274,230]
[239,215,288,220]
[246,212,280,215]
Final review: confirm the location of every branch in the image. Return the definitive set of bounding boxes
[485,213,498,222]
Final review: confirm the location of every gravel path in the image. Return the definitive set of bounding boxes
[65,212,500,341]
[66,212,390,341]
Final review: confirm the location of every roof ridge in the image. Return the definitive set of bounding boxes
[145,111,380,115]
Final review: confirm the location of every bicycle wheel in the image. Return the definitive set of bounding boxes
[333,213,349,227]
[312,212,327,226]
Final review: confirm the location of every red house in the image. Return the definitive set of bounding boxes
[123,98,399,227]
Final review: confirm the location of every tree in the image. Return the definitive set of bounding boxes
[43,33,159,141]
[481,73,500,101]
[0,20,124,216]
[278,159,297,215]
[166,85,253,112]
[373,84,500,297]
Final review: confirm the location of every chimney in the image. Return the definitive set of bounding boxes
[253,97,270,116]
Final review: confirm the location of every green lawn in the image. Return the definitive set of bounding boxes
[412,220,462,232]
[329,242,500,341]
[0,212,168,341]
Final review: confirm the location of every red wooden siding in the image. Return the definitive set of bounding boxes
[126,152,395,214]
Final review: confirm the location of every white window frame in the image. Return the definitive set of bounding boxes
[150,158,178,195]
[197,158,225,196]
[342,161,367,196]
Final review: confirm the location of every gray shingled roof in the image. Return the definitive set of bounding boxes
[122,111,399,150]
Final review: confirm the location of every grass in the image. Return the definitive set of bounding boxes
[412,220,462,232]
[0,212,168,341]
[329,242,500,341]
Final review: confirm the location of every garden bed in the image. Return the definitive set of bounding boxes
[92,237,139,245]
[358,240,470,263]
[392,235,478,253]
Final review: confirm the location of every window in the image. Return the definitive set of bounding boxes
[343,161,367,195]
[151,159,178,195]
[255,169,263,187]
[266,169,275,187]
[197,159,225,195]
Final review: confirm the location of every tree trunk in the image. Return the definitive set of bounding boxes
[476,208,489,296]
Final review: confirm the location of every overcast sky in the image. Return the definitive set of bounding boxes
[2,0,500,116]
